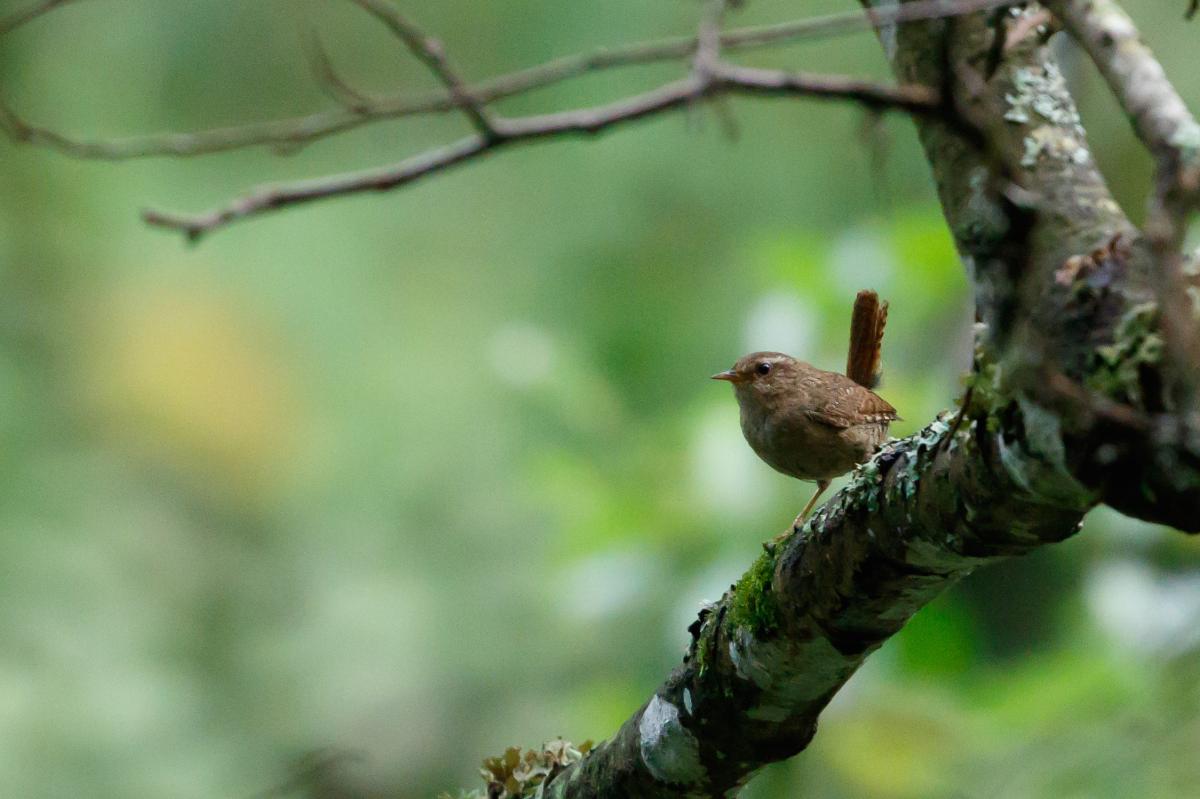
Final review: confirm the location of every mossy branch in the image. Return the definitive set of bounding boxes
[436,3,1200,796]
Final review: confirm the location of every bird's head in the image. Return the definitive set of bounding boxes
[712,351,805,402]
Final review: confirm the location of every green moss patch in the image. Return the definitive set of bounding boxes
[729,549,781,636]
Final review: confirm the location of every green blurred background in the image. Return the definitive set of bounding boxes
[1,1,1198,797]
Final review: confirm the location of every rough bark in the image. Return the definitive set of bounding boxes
[528,3,1200,797]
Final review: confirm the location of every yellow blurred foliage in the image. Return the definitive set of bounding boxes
[818,707,959,798]
[77,280,301,505]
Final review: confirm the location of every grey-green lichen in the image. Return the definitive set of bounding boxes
[1004,62,1083,129]
[964,322,1007,424]
[1003,61,1092,169]
[728,627,775,692]
[843,453,885,514]
[1020,127,1091,168]
[1168,120,1200,158]
[638,695,705,785]
[833,413,955,525]
[1088,301,1163,407]
[895,416,952,501]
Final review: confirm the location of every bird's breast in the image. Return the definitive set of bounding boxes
[739,403,888,481]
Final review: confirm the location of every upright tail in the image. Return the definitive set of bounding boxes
[845,289,888,389]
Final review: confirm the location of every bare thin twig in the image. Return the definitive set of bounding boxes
[303,31,375,115]
[141,134,487,241]
[694,0,726,77]
[0,0,1015,160]
[142,67,940,241]
[687,0,728,131]
[346,0,497,138]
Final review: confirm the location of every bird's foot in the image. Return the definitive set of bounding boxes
[763,523,798,554]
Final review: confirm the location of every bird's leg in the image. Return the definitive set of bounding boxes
[768,480,832,549]
[792,479,831,532]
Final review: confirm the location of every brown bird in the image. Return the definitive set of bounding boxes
[713,291,896,528]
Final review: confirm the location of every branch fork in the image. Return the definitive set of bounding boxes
[0,0,1034,238]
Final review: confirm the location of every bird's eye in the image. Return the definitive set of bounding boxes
[755,362,772,376]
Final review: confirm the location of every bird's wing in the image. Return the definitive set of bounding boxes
[804,379,898,429]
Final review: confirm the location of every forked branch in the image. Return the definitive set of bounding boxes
[141,66,940,241]
[0,0,1015,162]
[141,0,974,242]
[345,0,497,138]
[0,0,1023,237]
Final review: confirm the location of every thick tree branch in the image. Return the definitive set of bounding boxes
[879,2,1200,524]
[141,68,941,241]
[528,406,1100,798]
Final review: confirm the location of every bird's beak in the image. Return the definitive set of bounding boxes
[711,370,742,383]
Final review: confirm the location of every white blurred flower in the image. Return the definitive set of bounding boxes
[690,405,767,517]
[829,227,897,296]
[1085,558,1200,656]
[559,549,656,621]
[488,322,556,387]
[742,292,817,356]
